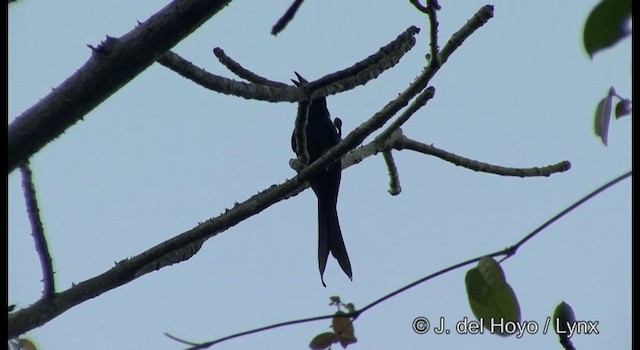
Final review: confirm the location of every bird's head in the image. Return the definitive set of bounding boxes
[292,72,328,110]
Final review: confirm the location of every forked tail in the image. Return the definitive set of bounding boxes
[318,198,352,286]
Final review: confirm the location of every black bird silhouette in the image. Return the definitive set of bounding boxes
[291,73,352,286]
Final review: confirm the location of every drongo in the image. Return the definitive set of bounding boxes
[291,73,352,286]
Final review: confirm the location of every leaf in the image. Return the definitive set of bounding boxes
[344,303,356,314]
[338,334,358,348]
[553,301,576,350]
[332,311,357,348]
[476,255,506,288]
[552,301,576,334]
[594,88,614,145]
[465,256,521,336]
[615,99,632,119]
[583,0,631,58]
[17,338,38,350]
[309,332,337,350]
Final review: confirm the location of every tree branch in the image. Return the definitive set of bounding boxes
[213,47,290,87]
[158,50,301,102]
[19,163,55,299]
[410,0,429,13]
[8,0,233,173]
[158,26,420,102]
[374,83,435,144]
[382,150,402,195]
[425,0,441,67]
[440,5,493,65]
[271,0,305,36]
[304,26,420,98]
[394,135,571,177]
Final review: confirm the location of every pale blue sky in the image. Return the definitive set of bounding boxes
[8,1,631,349]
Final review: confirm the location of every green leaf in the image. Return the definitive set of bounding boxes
[17,338,38,350]
[332,311,357,348]
[583,0,631,58]
[344,303,356,314]
[338,334,358,348]
[476,255,506,288]
[552,301,576,334]
[465,256,521,336]
[594,88,615,145]
[552,301,576,350]
[309,332,337,350]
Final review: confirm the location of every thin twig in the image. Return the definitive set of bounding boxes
[164,333,200,346]
[500,170,632,261]
[409,0,428,13]
[213,48,289,87]
[185,314,334,349]
[271,0,305,36]
[395,135,571,177]
[19,162,55,299]
[382,150,401,195]
[375,85,435,144]
[439,5,493,66]
[425,0,440,67]
[305,26,420,98]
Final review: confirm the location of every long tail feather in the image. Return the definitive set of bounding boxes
[318,197,352,286]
